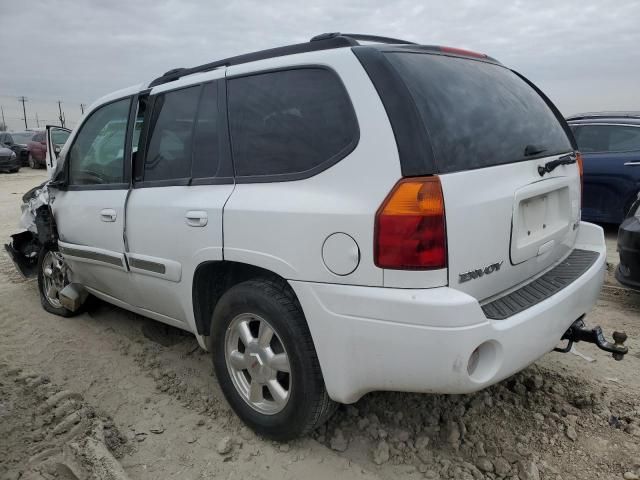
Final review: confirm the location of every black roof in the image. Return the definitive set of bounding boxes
[148,32,498,88]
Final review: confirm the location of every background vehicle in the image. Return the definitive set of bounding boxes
[0,132,30,166]
[0,142,19,172]
[617,196,640,289]
[6,33,620,441]
[25,131,47,168]
[568,112,640,224]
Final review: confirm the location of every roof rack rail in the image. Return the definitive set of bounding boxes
[567,111,640,120]
[311,32,417,45]
[148,32,415,88]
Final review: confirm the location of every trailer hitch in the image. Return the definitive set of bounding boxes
[554,316,628,361]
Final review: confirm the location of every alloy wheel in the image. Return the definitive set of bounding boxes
[42,251,67,309]
[224,313,292,415]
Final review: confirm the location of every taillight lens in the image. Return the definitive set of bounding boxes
[576,152,584,204]
[375,176,447,270]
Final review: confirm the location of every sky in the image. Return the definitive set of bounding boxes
[1,0,639,131]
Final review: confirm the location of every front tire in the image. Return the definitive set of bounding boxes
[211,278,335,440]
[37,245,76,317]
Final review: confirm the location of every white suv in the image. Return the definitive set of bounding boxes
[9,33,609,440]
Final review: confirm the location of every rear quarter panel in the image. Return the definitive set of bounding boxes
[223,49,401,286]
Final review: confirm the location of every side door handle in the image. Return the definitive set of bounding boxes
[624,161,640,166]
[185,210,208,227]
[100,208,117,222]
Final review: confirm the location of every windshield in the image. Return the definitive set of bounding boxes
[385,53,573,173]
[11,132,34,144]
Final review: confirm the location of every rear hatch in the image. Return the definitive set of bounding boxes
[385,51,581,301]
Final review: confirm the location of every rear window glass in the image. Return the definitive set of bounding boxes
[386,53,572,173]
[227,68,358,178]
[573,124,640,153]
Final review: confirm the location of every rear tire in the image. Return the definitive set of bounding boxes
[37,245,77,317]
[210,278,335,440]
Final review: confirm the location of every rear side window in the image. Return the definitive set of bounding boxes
[144,86,200,182]
[191,82,222,179]
[574,125,640,153]
[227,68,358,179]
[386,53,573,173]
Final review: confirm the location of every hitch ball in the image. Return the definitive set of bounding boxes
[612,331,628,361]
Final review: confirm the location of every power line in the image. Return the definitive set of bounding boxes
[18,96,28,129]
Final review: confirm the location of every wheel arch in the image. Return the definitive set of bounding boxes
[192,260,302,340]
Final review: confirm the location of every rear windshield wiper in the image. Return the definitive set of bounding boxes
[537,153,576,177]
[524,144,547,157]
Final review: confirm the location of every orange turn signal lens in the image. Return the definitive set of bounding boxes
[375,177,447,270]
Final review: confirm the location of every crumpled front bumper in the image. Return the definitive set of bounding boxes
[616,215,640,289]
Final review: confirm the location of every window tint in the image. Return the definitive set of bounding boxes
[192,82,221,179]
[143,86,200,182]
[574,125,640,153]
[385,53,573,173]
[228,68,358,178]
[51,129,70,145]
[68,98,130,185]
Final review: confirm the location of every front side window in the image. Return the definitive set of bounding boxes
[68,98,130,185]
[143,86,200,182]
[227,68,358,178]
[574,124,640,153]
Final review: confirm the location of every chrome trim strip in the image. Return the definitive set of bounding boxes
[59,246,123,267]
[129,257,166,274]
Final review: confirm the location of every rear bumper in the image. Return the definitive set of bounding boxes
[291,222,606,403]
[616,215,640,289]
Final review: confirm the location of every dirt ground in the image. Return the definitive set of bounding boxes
[1,169,639,480]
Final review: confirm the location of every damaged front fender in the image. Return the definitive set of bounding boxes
[4,182,58,279]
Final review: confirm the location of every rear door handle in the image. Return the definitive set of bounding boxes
[185,210,208,227]
[624,161,640,166]
[100,208,117,222]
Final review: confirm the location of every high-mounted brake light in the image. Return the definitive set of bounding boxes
[440,46,487,59]
[375,177,447,270]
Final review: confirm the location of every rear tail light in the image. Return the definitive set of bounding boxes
[576,152,584,205]
[375,176,447,270]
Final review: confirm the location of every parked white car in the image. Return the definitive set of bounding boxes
[6,33,626,440]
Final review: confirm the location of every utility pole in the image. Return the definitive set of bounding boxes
[80,103,86,115]
[35,112,40,128]
[18,96,28,129]
[1,106,5,130]
[57,100,66,128]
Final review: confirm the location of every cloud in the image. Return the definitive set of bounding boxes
[1,0,639,130]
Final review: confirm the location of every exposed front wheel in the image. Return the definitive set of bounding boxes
[37,245,76,317]
[211,278,335,440]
